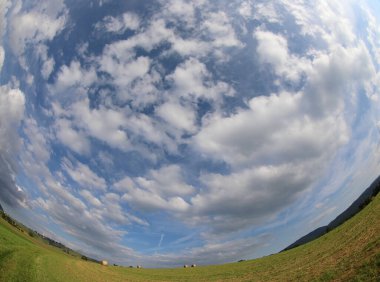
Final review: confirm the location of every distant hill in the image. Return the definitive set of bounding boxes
[0,209,97,262]
[1,183,380,281]
[283,175,380,251]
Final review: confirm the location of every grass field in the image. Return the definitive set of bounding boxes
[1,195,379,282]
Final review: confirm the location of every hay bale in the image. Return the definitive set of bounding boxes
[183,264,189,268]
[101,260,108,266]
[191,264,196,268]
[137,265,142,268]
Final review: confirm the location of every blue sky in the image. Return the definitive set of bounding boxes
[0,0,380,267]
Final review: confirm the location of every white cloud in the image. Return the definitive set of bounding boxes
[127,113,177,154]
[145,165,195,197]
[79,190,102,208]
[97,12,140,34]
[62,158,107,192]
[253,2,282,24]
[170,37,210,57]
[238,1,252,19]
[254,29,309,82]
[280,0,356,45]
[255,30,288,69]
[23,118,51,163]
[116,165,194,213]
[53,61,97,93]
[121,188,190,213]
[0,84,26,207]
[0,1,11,42]
[156,101,197,133]
[160,0,208,26]
[0,85,25,155]
[99,192,147,226]
[165,0,195,23]
[101,55,150,91]
[195,91,348,167]
[45,178,86,212]
[126,70,161,109]
[202,11,242,48]
[189,163,315,233]
[279,0,320,37]
[41,57,55,80]
[303,43,376,117]
[316,1,355,46]
[189,17,377,235]
[55,118,91,155]
[8,0,67,58]
[168,58,234,102]
[68,98,129,152]
[363,5,380,65]
[119,18,174,52]
[36,194,128,254]
[34,43,55,80]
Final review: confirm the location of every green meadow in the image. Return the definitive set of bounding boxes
[1,194,379,282]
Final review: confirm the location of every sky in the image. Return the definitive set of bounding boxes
[0,0,380,267]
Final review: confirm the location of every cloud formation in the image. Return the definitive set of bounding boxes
[0,85,26,207]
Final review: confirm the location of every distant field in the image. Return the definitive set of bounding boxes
[1,195,379,281]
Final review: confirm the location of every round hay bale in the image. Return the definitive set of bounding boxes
[101,260,108,266]
[137,265,142,268]
[191,264,196,268]
[183,264,189,268]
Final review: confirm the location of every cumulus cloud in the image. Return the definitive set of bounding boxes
[53,61,97,93]
[190,163,315,233]
[156,101,197,133]
[53,97,130,152]
[102,55,151,91]
[188,10,376,235]
[195,91,348,167]
[79,190,102,208]
[72,99,130,151]
[116,165,194,213]
[253,2,282,24]
[34,43,56,80]
[254,29,309,82]
[0,85,26,206]
[238,1,252,19]
[62,158,107,192]
[0,86,25,157]
[160,0,200,25]
[202,11,243,49]
[363,6,380,65]
[167,58,234,102]
[7,0,68,64]
[303,43,376,117]
[96,12,140,34]
[0,1,10,41]
[55,118,91,155]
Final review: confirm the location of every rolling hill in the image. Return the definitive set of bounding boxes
[0,193,379,281]
[283,175,380,252]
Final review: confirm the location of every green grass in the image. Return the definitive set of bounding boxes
[1,194,379,281]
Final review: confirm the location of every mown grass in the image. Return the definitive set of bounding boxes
[1,194,379,281]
